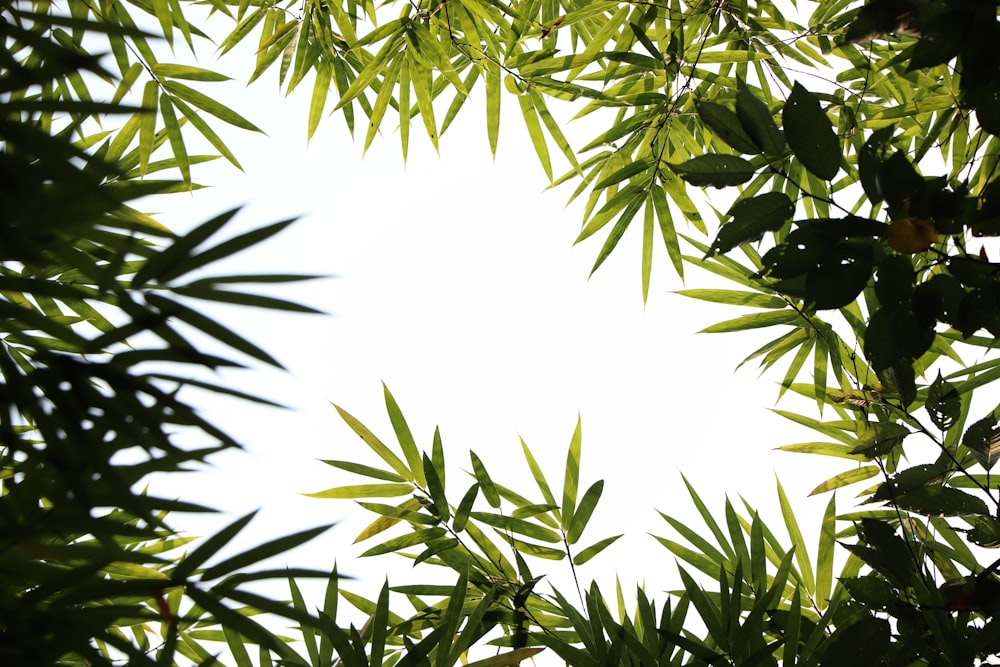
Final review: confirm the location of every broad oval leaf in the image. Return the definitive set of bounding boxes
[926,371,962,432]
[894,486,990,517]
[736,82,785,157]
[669,154,756,188]
[710,192,794,254]
[963,416,1000,471]
[783,83,840,180]
[696,101,760,154]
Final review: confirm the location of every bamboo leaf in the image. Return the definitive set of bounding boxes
[518,92,552,180]
[573,534,622,565]
[486,60,500,156]
[139,81,158,176]
[151,64,232,81]
[304,483,413,499]
[808,466,880,495]
[333,405,411,480]
[159,93,189,183]
[309,61,332,141]
[383,383,424,486]
[520,437,557,508]
[364,56,402,152]
[700,310,800,333]
[777,478,814,593]
[408,54,438,151]
[567,480,603,545]
[163,81,262,132]
[562,416,582,531]
[201,525,331,580]
[676,289,786,309]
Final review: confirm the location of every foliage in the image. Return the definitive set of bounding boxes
[0,2,337,664]
[10,0,1000,664]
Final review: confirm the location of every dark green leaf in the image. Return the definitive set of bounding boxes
[710,193,794,254]
[669,155,756,188]
[783,83,840,180]
[201,525,331,580]
[963,416,1000,471]
[926,371,962,432]
[696,101,760,154]
[736,82,785,157]
[894,486,990,517]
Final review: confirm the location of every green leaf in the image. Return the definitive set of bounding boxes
[173,512,257,581]
[895,486,990,517]
[573,534,623,565]
[139,81,158,177]
[319,460,406,482]
[333,404,411,480]
[642,202,654,303]
[464,648,545,667]
[359,528,447,557]
[783,83,840,180]
[409,54,439,151]
[163,81,262,132]
[201,524,331,580]
[469,512,562,543]
[963,415,1000,471]
[383,384,424,486]
[567,480,603,545]
[159,93,189,182]
[369,581,390,667]
[669,155,756,188]
[423,452,449,521]
[309,62,332,141]
[700,310,800,333]
[808,466,879,495]
[689,50,773,64]
[777,479,814,594]
[710,193,795,254]
[145,293,283,366]
[169,97,243,170]
[696,101,760,154]
[563,416,582,531]
[364,56,402,152]
[520,437,557,508]
[338,34,402,109]
[356,502,438,525]
[736,81,785,157]
[486,60,500,156]
[518,92,552,180]
[151,64,232,81]
[924,370,962,431]
[305,483,413,499]
[676,289,786,309]
[354,498,425,543]
[594,157,655,191]
[471,451,502,508]
[453,483,478,532]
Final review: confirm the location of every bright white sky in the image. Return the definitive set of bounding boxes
[144,18,845,649]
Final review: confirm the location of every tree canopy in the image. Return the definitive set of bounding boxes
[5,0,1000,664]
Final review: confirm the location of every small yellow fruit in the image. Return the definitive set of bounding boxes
[885,217,939,254]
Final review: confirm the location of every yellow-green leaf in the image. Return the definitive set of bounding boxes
[139,81,158,177]
[808,466,879,495]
